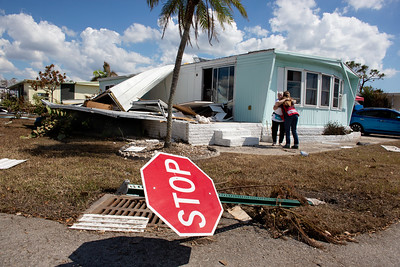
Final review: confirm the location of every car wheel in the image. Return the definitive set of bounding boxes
[350,123,364,133]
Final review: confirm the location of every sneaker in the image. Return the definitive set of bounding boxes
[282,144,290,148]
[272,143,277,146]
[291,145,299,149]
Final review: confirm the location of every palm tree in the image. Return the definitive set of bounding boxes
[147,0,248,148]
[91,61,118,81]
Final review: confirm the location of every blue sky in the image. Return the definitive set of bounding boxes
[0,0,399,93]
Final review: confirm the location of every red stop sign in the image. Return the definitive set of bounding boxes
[140,152,223,236]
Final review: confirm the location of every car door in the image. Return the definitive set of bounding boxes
[379,110,400,134]
[358,110,381,133]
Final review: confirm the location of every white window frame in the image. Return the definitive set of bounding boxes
[304,71,319,107]
[284,68,303,105]
[319,74,331,109]
[331,77,342,110]
[284,68,343,110]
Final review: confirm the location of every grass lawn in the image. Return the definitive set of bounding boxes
[1,117,399,244]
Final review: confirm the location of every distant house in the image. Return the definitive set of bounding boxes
[387,93,400,111]
[98,75,135,93]
[9,80,100,103]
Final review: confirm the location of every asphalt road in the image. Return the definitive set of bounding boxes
[1,212,400,266]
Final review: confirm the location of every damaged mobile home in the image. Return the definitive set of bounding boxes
[44,49,360,146]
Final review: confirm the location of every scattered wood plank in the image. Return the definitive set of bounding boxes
[70,214,149,232]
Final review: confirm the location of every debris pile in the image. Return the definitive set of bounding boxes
[118,139,219,160]
[243,182,343,248]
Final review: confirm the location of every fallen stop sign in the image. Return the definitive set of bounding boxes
[140,152,223,237]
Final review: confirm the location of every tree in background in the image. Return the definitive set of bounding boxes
[346,61,385,93]
[361,86,391,108]
[91,61,118,81]
[147,0,248,148]
[31,64,66,103]
[346,61,390,108]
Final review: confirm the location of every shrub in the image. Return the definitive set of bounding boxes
[31,107,74,140]
[323,121,351,135]
[31,93,47,115]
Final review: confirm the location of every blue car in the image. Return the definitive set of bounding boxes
[350,108,400,135]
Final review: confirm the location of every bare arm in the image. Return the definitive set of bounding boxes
[274,99,286,110]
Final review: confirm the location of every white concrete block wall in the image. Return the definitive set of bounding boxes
[143,120,360,146]
[143,120,188,142]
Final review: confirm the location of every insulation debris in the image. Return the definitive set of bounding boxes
[227,206,252,222]
[123,146,146,152]
[381,145,400,152]
[0,158,27,169]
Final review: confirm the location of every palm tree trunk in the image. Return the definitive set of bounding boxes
[164,0,198,148]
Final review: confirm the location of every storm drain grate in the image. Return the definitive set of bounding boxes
[86,194,165,227]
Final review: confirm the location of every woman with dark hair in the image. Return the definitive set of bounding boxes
[276,91,299,149]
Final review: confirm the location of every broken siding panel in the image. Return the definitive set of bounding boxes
[174,64,200,103]
[234,51,275,123]
[110,65,174,111]
[142,74,172,102]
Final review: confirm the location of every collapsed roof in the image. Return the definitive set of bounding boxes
[92,65,174,111]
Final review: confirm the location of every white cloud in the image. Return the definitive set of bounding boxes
[267,0,392,70]
[381,68,397,78]
[244,26,269,38]
[345,0,385,10]
[3,13,66,55]
[62,26,77,37]
[0,13,156,81]
[123,23,160,43]
[0,56,16,72]
[80,27,153,77]
[0,2,395,84]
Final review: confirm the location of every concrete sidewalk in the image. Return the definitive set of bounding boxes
[212,135,400,156]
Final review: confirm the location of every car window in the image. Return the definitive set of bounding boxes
[378,111,391,118]
[359,110,381,117]
[389,111,399,119]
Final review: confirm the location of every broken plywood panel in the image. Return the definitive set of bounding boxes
[84,100,113,110]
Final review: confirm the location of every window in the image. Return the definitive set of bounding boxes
[305,73,318,105]
[203,66,235,103]
[333,78,340,108]
[37,93,49,100]
[321,75,330,107]
[287,70,301,103]
[285,69,343,109]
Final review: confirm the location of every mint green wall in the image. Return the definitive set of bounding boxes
[233,51,359,127]
[234,51,275,122]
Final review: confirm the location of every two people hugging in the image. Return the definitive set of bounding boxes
[272,91,300,149]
